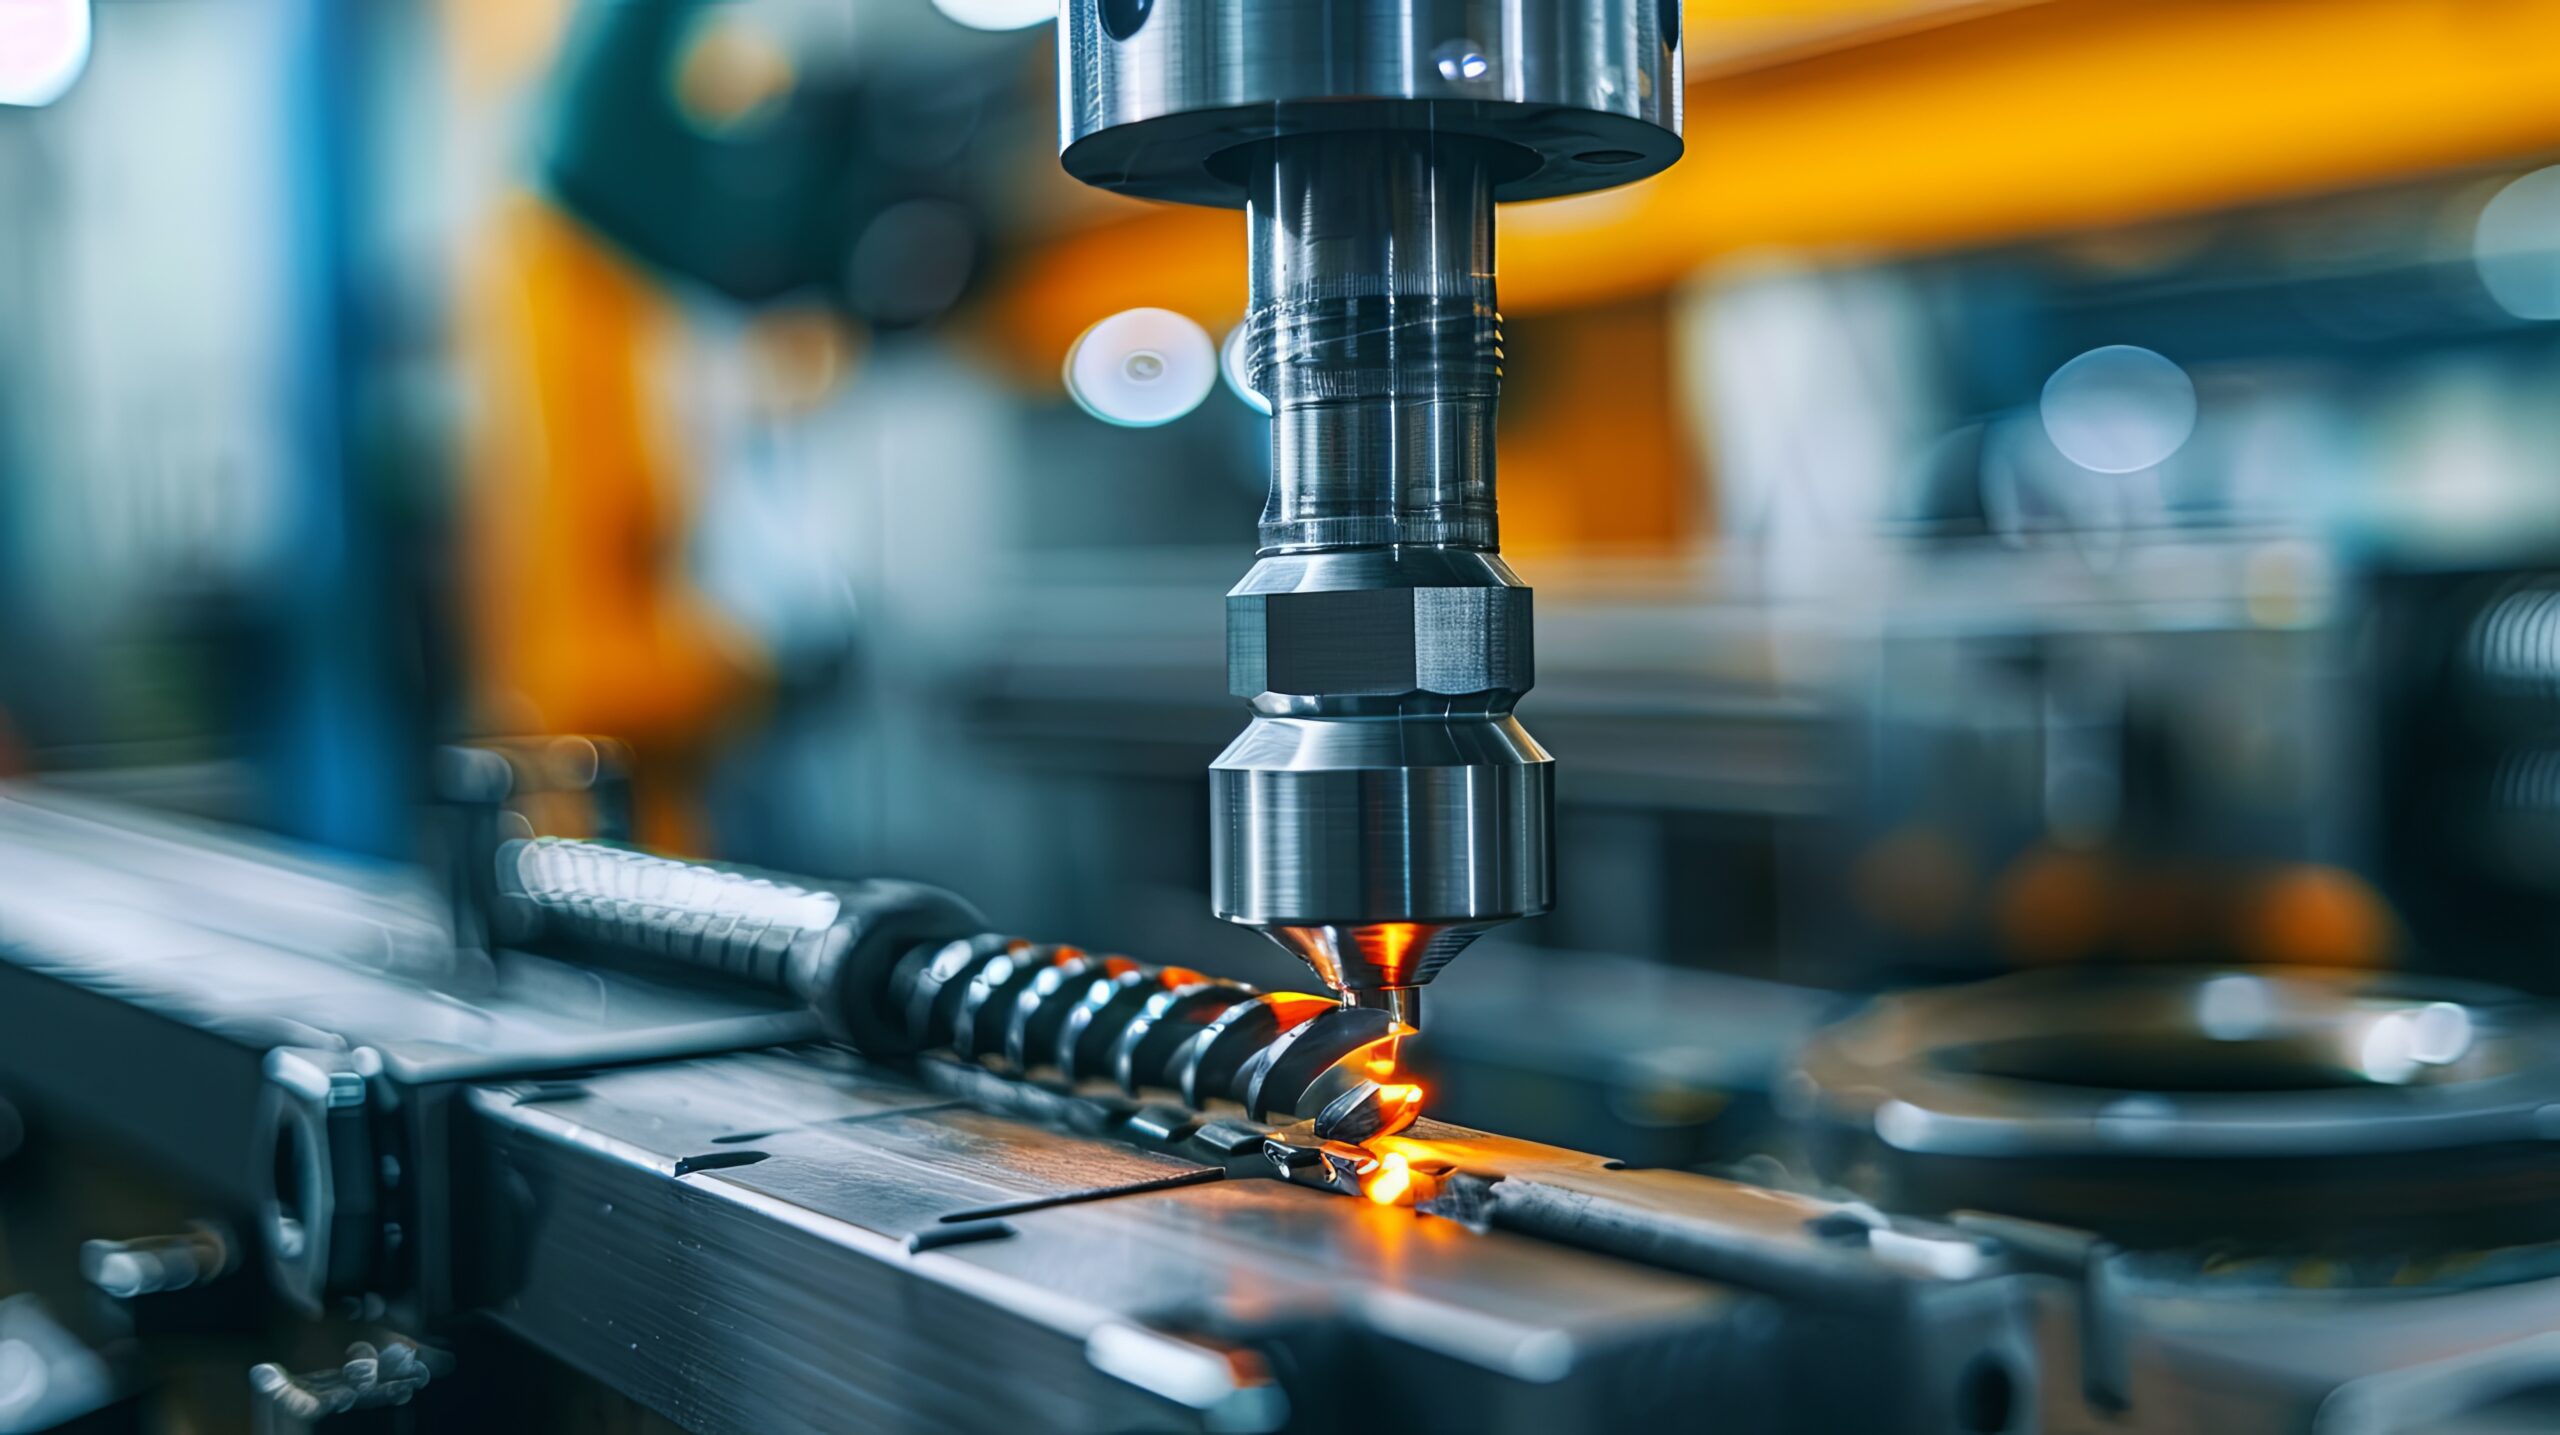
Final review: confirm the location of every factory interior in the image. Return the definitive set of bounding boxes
[7,0,2560,1430]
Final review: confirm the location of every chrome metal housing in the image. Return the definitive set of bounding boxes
[1059,0,1684,205]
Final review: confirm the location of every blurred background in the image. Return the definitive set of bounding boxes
[10,0,2560,1171]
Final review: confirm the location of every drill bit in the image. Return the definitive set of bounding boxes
[499,839,1426,1142]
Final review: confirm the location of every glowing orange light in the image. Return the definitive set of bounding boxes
[1376,1084,1423,1108]
[1366,1030,1410,1078]
[1266,994,1336,1026]
[1353,924,1422,980]
[1363,1152,1413,1206]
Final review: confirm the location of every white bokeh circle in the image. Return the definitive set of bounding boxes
[1066,308,1218,428]
[2039,345,2197,474]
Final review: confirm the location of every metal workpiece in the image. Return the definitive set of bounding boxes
[1170,991,1339,1108]
[950,942,1107,1066]
[1058,0,1684,206]
[460,1049,2046,1435]
[1424,1167,2039,1435]
[1056,963,1221,1084]
[1003,948,1129,1070]
[495,837,1426,1138]
[1,796,2057,1433]
[495,836,987,1056]
[1113,981,1262,1093]
[1235,1004,1421,1136]
[892,931,1423,1141]
[465,1055,1688,1433]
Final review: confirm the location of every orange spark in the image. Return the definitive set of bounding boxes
[1363,1152,1413,1206]
[1366,1031,1407,1079]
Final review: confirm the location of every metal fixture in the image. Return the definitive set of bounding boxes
[1057,0,1685,1029]
[260,1047,382,1313]
[468,1048,2041,1435]
[1793,966,2560,1248]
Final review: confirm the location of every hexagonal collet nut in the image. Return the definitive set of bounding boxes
[1227,557,1533,700]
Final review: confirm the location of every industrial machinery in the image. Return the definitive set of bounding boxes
[0,778,2047,1435]
[13,764,2560,1434]
[1056,0,1683,1030]
[18,4,2560,1435]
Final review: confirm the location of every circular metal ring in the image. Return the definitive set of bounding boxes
[1793,967,2560,1249]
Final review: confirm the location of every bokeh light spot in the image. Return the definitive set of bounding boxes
[2475,164,2560,321]
[930,0,1056,30]
[0,0,90,108]
[1066,308,1215,427]
[2039,344,2197,474]
[1433,39,1491,82]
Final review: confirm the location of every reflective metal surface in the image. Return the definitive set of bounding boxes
[1047,2,1690,1023]
[1210,702,1552,945]
[1058,2,1663,1018]
[465,1048,2033,1435]
[1216,131,1558,1006]
[1058,0,1683,204]
[1793,967,2560,1248]
[1248,132,1502,553]
[500,839,1426,1138]
[1213,563,1551,972]
[18,791,2560,1433]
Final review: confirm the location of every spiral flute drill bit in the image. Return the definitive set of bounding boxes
[495,838,1424,1142]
